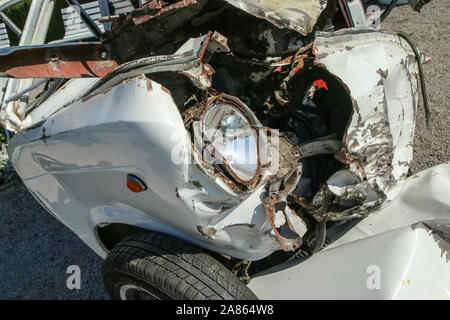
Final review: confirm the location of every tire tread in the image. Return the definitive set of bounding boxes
[102,232,257,300]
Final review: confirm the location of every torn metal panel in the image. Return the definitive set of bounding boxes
[263,192,305,252]
[305,29,420,221]
[131,0,200,25]
[411,220,450,263]
[223,0,327,35]
[89,31,228,95]
[105,0,208,61]
[325,162,450,250]
[174,31,229,89]
[2,78,99,131]
[260,147,305,252]
[104,0,308,62]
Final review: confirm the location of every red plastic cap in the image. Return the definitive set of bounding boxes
[314,79,329,90]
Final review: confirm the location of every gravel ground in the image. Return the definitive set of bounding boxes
[382,1,449,173]
[0,174,108,299]
[0,2,448,300]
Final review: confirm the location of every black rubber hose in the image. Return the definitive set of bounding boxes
[285,110,317,138]
[287,220,326,262]
[380,0,398,23]
[396,31,433,134]
[311,221,327,254]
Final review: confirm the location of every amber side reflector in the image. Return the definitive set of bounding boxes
[126,174,147,193]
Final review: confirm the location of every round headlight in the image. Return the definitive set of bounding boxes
[200,97,261,185]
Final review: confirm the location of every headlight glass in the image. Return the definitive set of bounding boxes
[201,100,260,184]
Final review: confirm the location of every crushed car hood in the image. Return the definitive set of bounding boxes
[223,0,327,35]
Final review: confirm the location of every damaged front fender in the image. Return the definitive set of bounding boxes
[4,24,425,260]
[302,29,421,221]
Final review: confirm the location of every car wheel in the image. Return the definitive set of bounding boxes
[102,231,258,300]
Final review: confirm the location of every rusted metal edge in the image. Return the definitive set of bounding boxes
[0,42,117,79]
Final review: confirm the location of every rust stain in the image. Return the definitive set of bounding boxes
[146,78,153,91]
[160,85,172,95]
[263,193,302,252]
[81,87,113,102]
[132,0,198,25]
[210,31,231,53]
[0,43,118,79]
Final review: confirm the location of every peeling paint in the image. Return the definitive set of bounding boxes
[412,220,450,263]
[303,29,420,221]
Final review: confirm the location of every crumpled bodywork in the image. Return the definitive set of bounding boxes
[2,1,424,261]
[305,29,419,221]
[7,28,422,259]
[95,0,325,62]
[121,0,327,35]
[8,75,294,260]
[223,0,327,35]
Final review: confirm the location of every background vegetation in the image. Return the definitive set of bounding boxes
[1,0,93,144]
[3,0,96,45]
[0,130,6,144]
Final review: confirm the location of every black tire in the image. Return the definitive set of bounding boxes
[102,231,258,300]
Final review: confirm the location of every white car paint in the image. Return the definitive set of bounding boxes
[248,163,450,299]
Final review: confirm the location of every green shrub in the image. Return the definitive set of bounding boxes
[0,129,6,145]
[4,0,93,45]
[3,0,32,46]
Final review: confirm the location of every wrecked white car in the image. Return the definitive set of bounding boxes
[0,0,448,299]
